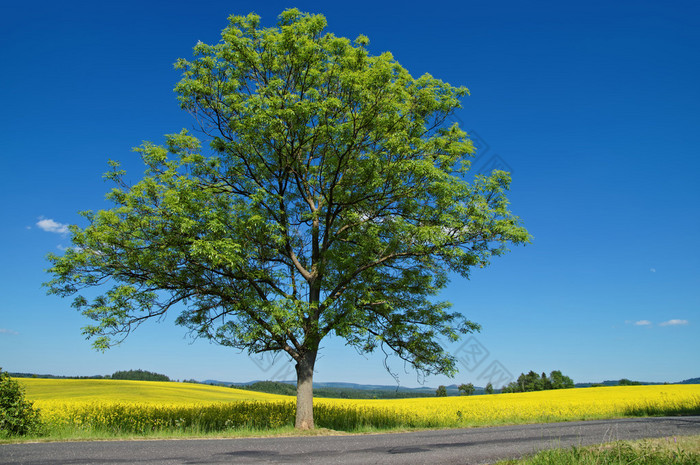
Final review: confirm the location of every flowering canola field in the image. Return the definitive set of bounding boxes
[18,379,700,434]
[315,384,700,429]
[20,378,286,403]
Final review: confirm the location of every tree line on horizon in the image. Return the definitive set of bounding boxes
[435,370,575,397]
[6,369,171,382]
[110,369,170,382]
[8,369,697,393]
[501,370,574,393]
[235,380,436,399]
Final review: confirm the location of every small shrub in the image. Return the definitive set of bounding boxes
[0,369,42,436]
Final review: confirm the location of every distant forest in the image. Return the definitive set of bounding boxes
[111,369,170,382]
[8,370,699,396]
[9,369,170,382]
[235,381,436,399]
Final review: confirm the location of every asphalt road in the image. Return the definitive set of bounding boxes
[2,417,699,465]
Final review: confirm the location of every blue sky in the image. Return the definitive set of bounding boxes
[1,0,698,388]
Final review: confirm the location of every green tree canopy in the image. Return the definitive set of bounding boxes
[550,370,574,389]
[458,383,475,396]
[0,369,41,437]
[111,370,170,382]
[45,9,529,429]
[502,370,574,393]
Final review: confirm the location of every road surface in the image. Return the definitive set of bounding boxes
[1,416,699,464]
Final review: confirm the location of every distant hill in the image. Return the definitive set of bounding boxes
[8,369,170,382]
[576,378,700,387]
[201,380,489,398]
[576,380,652,387]
[11,371,699,393]
[8,372,107,380]
[214,380,441,399]
[207,379,469,392]
[207,379,430,390]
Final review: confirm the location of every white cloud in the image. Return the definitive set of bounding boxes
[36,218,69,235]
[659,319,689,327]
[0,328,19,335]
[650,268,656,273]
[634,320,652,326]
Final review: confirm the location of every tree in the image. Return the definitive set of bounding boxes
[0,369,41,437]
[484,382,494,394]
[618,378,640,386]
[436,385,448,397]
[541,372,551,390]
[549,370,574,389]
[515,371,542,392]
[501,383,515,394]
[44,9,529,429]
[503,370,574,393]
[458,383,475,396]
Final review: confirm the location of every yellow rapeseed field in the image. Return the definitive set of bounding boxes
[17,379,700,434]
[20,378,288,403]
[315,384,700,428]
[20,378,294,433]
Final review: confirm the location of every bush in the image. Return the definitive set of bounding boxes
[0,369,42,436]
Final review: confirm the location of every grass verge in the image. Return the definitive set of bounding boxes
[495,435,700,465]
[0,425,357,444]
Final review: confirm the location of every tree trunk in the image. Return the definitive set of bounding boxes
[295,350,316,429]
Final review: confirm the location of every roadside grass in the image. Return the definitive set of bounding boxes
[1,414,438,444]
[495,435,700,465]
[0,424,354,444]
